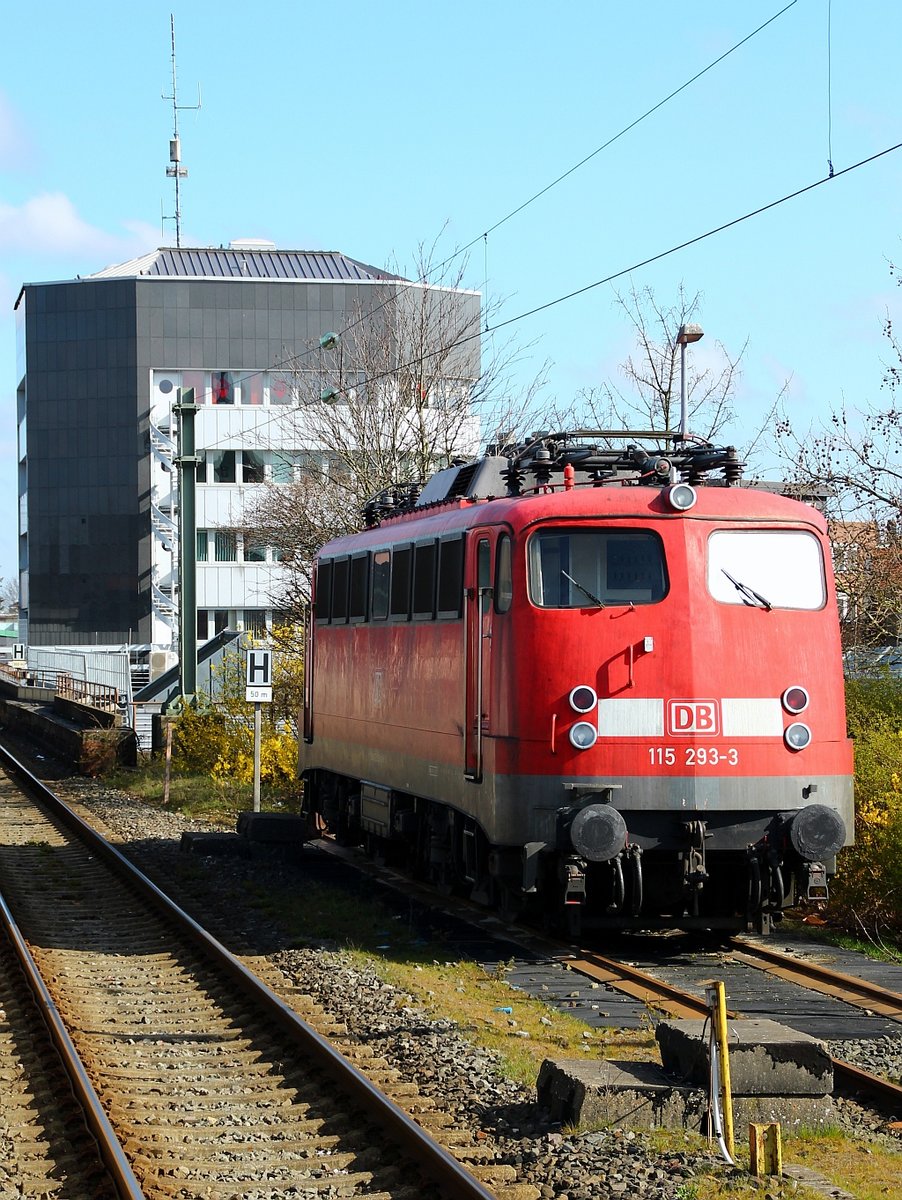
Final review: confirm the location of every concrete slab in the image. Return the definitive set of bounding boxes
[536,1058,835,1132]
[236,812,308,844]
[656,1019,833,1096]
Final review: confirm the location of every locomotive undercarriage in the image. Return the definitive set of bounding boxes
[302,770,836,936]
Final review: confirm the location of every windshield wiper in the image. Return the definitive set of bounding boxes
[721,568,773,611]
[562,570,606,608]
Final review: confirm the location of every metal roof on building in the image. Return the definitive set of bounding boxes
[86,247,406,282]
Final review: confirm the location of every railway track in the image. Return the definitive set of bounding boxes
[0,747,501,1200]
[305,836,902,1123]
[0,900,132,1198]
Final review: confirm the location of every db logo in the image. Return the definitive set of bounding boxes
[667,700,720,736]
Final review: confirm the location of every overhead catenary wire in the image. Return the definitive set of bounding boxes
[229,0,802,390]
[196,137,902,456]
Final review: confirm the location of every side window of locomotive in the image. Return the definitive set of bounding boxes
[437,536,464,619]
[371,550,390,621]
[390,544,413,620]
[527,530,667,607]
[314,560,332,623]
[413,541,438,620]
[707,530,826,610]
[495,535,513,613]
[349,554,369,623]
[331,557,350,622]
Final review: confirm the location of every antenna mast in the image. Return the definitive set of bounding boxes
[162,14,200,247]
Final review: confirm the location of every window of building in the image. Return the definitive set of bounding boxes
[211,371,235,405]
[268,374,293,405]
[214,531,237,562]
[238,372,263,406]
[242,450,267,483]
[243,610,267,636]
[244,537,266,562]
[212,450,236,483]
[196,531,208,562]
[271,451,298,483]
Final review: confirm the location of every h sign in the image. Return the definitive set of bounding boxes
[245,649,273,703]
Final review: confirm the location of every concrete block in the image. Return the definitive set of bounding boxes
[536,1058,835,1132]
[179,831,245,857]
[236,812,308,844]
[656,1019,832,1096]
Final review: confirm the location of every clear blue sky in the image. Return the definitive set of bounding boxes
[3,0,901,588]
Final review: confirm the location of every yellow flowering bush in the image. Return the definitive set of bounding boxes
[170,624,304,796]
[830,676,902,937]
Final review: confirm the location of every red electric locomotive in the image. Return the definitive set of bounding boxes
[301,432,853,934]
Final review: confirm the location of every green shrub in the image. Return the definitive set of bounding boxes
[831,676,902,937]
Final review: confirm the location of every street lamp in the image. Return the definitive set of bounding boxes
[676,322,704,440]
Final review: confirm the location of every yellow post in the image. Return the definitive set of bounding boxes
[711,980,735,1160]
[749,1122,783,1176]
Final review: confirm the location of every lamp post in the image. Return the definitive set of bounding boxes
[676,322,704,440]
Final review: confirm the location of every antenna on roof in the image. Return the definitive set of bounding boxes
[162,14,201,248]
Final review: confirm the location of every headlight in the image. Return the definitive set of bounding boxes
[784,722,812,751]
[782,685,810,714]
[569,721,597,750]
[666,482,697,511]
[569,685,598,714]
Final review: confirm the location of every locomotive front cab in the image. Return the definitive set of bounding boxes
[503,487,854,934]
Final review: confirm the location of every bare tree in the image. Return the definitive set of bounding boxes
[771,264,902,650]
[0,577,18,612]
[239,241,552,619]
[575,283,745,443]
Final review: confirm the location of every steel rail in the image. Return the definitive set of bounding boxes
[568,946,902,1117]
[0,745,496,1200]
[307,834,902,1121]
[0,889,146,1200]
[729,936,902,1021]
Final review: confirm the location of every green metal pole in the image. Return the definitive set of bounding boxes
[174,388,198,701]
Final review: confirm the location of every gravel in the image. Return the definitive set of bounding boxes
[17,765,902,1195]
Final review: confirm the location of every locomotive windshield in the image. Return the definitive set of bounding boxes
[528,529,668,607]
[707,530,826,610]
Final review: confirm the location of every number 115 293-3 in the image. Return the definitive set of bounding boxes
[649,746,740,767]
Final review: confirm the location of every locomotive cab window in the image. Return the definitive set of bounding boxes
[528,529,667,607]
[707,530,826,610]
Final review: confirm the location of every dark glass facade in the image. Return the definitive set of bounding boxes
[18,267,480,647]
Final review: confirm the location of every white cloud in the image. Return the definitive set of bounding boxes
[0,193,158,261]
